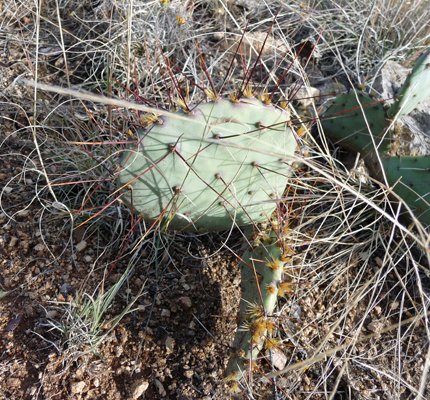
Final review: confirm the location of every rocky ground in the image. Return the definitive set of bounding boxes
[1,1,430,399]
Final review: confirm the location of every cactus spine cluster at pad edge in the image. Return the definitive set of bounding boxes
[322,48,430,227]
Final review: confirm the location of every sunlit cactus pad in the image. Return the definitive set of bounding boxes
[117,97,298,231]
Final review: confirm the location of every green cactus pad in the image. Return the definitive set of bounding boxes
[117,98,297,232]
[321,91,391,154]
[379,156,430,226]
[226,229,285,381]
[388,48,430,119]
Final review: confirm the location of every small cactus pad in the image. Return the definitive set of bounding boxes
[117,98,297,231]
[225,230,285,381]
[379,156,430,226]
[388,48,430,119]
[321,91,391,154]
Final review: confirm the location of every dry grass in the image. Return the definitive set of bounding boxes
[1,0,430,399]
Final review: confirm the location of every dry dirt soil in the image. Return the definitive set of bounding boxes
[1,1,430,400]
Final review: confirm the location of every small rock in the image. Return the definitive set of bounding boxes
[70,381,86,394]
[17,209,30,217]
[46,310,57,319]
[75,240,87,252]
[165,337,175,353]
[115,345,123,357]
[7,378,20,387]
[5,315,21,332]
[295,87,321,107]
[161,309,171,318]
[176,296,192,310]
[129,379,149,399]
[184,369,193,379]
[270,348,287,370]
[9,236,18,248]
[154,379,166,397]
[4,187,13,194]
[84,255,92,263]
[58,283,75,302]
[134,278,143,287]
[33,243,45,252]
[93,378,100,388]
[367,321,384,333]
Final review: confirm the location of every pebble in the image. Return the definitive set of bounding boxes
[9,236,18,248]
[84,255,92,263]
[165,337,175,353]
[75,240,87,252]
[129,379,149,399]
[115,345,123,357]
[17,209,30,217]
[154,379,166,397]
[367,321,384,333]
[70,381,85,394]
[270,348,287,370]
[7,378,20,387]
[184,369,194,379]
[176,296,192,310]
[33,243,45,252]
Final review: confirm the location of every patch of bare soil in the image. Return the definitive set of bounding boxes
[0,135,246,399]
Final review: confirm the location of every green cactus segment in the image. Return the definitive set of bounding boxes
[117,98,297,231]
[321,91,391,154]
[226,230,285,381]
[379,156,430,226]
[388,48,430,119]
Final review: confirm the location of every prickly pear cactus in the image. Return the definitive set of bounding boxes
[387,48,430,119]
[372,156,430,225]
[117,96,297,231]
[225,228,286,384]
[322,48,430,227]
[321,91,391,154]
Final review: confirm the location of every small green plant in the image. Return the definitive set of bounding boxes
[40,263,145,368]
[322,48,430,226]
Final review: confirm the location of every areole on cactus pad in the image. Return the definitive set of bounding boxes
[116,95,299,232]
